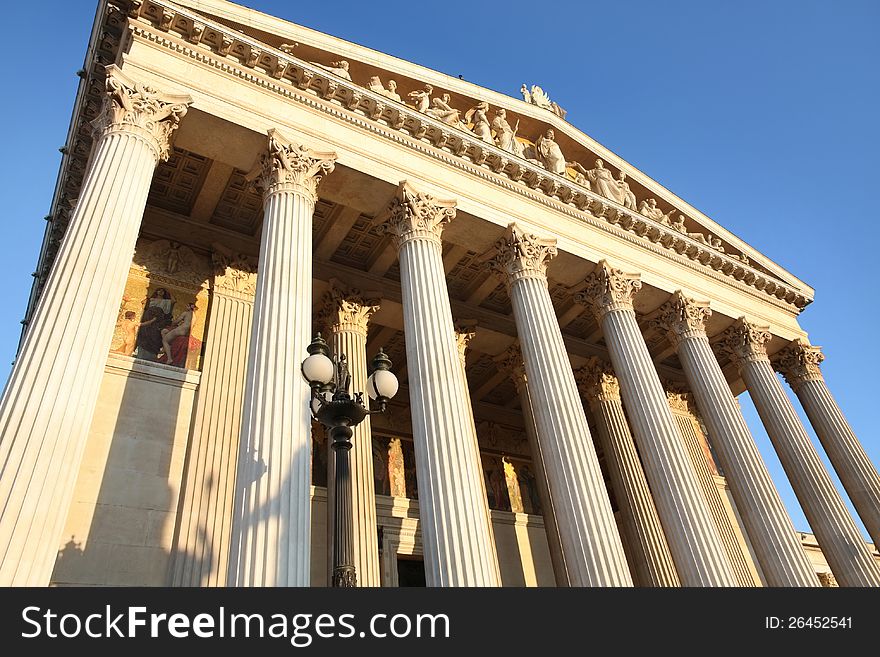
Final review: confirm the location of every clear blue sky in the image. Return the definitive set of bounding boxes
[1,1,877,542]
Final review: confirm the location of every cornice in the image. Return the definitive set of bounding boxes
[40,0,811,329]
[173,1,813,295]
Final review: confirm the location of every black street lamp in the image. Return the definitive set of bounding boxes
[301,333,399,587]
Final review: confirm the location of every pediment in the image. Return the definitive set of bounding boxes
[135,0,812,307]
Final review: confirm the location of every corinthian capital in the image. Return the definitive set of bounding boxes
[713,317,772,370]
[318,283,380,337]
[493,342,526,391]
[91,65,192,161]
[212,250,258,298]
[772,339,824,391]
[652,291,712,350]
[574,357,621,403]
[249,129,336,202]
[376,181,457,248]
[574,261,642,321]
[483,223,558,287]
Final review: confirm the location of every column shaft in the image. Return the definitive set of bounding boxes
[796,380,880,547]
[172,257,256,586]
[741,359,880,586]
[486,227,632,586]
[456,330,503,585]
[496,344,569,586]
[586,389,680,587]
[519,384,570,586]
[0,68,190,585]
[669,402,758,586]
[227,132,335,586]
[677,337,817,586]
[379,183,498,586]
[578,263,736,586]
[773,340,880,548]
[327,306,381,586]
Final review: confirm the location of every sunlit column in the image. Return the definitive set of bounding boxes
[575,359,680,587]
[715,318,880,587]
[773,339,880,549]
[375,182,499,586]
[485,226,632,586]
[0,66,191,585]
[227,131,336,586]
[575,262,736,586]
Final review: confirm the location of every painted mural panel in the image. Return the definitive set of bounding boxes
[109,238,210,370]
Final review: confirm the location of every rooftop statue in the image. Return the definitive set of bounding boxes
[571,159,630,207]
[616,172,638,210]
[408,84,433,113]
[368,75,401,102]
[492,108,524,157]
[639,198,676,225]
[534,129,566,174]
[310,59,352,81]
[426,93,468,129]
[521,83,567,119]
[465,102,494,144]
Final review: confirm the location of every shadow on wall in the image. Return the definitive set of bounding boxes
[50,357,202,586]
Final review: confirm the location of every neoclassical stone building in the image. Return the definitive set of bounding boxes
[0,0,878,587]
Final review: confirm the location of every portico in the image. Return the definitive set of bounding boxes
[1,0,878,588]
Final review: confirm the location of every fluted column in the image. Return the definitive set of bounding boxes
[575,262,736,586]
[454,326,502,584]
[665,388,759,586]
[375,182,498,586]
[484,225,632,586]
[575,360,680,587]
[716,319,880,586]
[653,293,816,586]
[172,253,257,586]
[319,284,382,587]
[0,67,191,586]
[773,340,880,548]
[495,343,569,586]
[227,131,336,587]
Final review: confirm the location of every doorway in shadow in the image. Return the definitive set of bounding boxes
[396,555,426,587]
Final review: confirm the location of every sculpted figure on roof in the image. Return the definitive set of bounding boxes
[369,76,401,102]
[520,83,567,119]
[312,59,352,81]
[466,102,494,144]
[572,159,625,205]
[530,85,553,111]
[492,109,524,157]
[534,129,567,174]
[426,93,468,129]
[639,198,676,224]
[408,84,433,113]
[384,80,401,102]
[616,171,638,210]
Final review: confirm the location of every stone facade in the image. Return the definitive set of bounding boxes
[0,0,878,587]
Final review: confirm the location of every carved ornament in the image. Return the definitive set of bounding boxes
[375,181,457,248]
[772,339,824,391]
[91,65,192,161]
[493,342,526,390]
[318,284,380,337]
[713,318,772,370]
[574,358,621,403]
[454,325,477,367]
[248,129,336,202]
[652,291,712,350]
[483,223,558,287]
[575,261,642,321]
[212,250,258,298]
